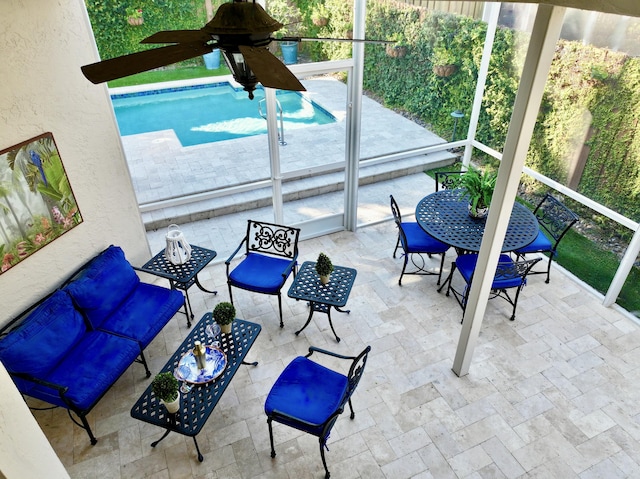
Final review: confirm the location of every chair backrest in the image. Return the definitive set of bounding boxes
[389,195,410,252]
[435,171,463,191]
[389,194,402,223]
[345,345,371,402]
[533,193,579,245]
[244,220,300,259]
[494,257,542,284]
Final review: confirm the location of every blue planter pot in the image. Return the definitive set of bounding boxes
[280,42,298,65]
[203,49,221,70]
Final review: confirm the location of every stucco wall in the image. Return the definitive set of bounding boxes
[0,1,153,476]
[0,0,151,324]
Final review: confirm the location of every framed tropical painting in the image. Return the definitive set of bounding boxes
[0,132,82,274]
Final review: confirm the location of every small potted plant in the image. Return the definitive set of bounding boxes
[125,7,143,26]
[151,372,180,413]
[459,166,497,219]
[213,301,236,334]
[315,252,334,284]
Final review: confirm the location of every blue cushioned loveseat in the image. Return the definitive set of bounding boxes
[0,245,184,445]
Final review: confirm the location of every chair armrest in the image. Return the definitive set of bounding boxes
[10,371,69,394]
[281,254,298,278]
[132,265,175,281]
[306,346,357,361]
[225,237,247,265]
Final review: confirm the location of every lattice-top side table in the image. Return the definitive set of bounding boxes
[287,261,357,342]
[138,245,218,326]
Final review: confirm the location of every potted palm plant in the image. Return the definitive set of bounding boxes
[459,166,497,219]
[151,372,180,413]
[213,301,236,334]
[315,252,334,284]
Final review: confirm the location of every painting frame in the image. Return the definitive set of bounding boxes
[0,132,82,274]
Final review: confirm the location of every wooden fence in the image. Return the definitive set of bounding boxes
[400,0,485,19]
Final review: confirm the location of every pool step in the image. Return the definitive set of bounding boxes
[141,150,457,231]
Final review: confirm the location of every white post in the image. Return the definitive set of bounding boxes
[462,2,500,168]
[453,5,566,377]
[343,0,365,231]
[265,88,283,224]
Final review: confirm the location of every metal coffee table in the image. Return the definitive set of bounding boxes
[130,314,261,462]
[287,261,357,342]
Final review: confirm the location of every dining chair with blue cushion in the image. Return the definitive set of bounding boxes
[445,253,541,321]
[226,220,300,328]
[390,195,450,285]
[265,345,371,479]
[514,193,578,283]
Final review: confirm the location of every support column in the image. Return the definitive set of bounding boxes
[343,0,365,231]
[453,5,566,377]
[265,88,283,224]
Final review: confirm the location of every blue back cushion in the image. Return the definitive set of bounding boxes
[64,246,140,328]
[0,290,86,393]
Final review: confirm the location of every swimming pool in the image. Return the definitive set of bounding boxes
[111,82,336,147]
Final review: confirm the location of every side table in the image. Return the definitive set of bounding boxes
[130,314,261,462]
[287,261,357,342]
[138,245,217,327]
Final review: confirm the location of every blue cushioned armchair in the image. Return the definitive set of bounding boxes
[443,254,541,321]
[265,345,371,479]
[226,220,300,327]
[390,195,449,285]
[514,193,579,283]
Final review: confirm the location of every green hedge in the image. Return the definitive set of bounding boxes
[85,0,640,222]
[84,0,208,62]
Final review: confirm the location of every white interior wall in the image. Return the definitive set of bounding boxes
[0,0,153,476]
[0,0,151,323]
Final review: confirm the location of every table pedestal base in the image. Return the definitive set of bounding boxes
[295,302,350,342]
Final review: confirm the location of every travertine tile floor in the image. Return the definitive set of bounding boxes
[33,209,640,478]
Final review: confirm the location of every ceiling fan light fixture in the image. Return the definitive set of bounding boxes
[221,49,259,99]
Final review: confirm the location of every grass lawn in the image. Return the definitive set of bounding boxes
[424,166,640,317]
[107,65,231,88]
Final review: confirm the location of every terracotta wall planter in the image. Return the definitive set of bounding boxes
[313,17,328,27]
[386,45,407,58]
[433,64,457,77]
[127,16,143,26]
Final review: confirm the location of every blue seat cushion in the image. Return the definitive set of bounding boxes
[401,222,449,254]
[97,283,183,348]
[29,330,141,411]
[456,254,523,289]
[64,246,140,329]
[514,229,553,254]
[0,290,86,394]
[265,356,348,437]
[229,253,293,294]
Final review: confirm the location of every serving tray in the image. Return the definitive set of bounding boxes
[174,345,227,384]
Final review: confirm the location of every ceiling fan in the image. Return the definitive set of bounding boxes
[81,0,388,99]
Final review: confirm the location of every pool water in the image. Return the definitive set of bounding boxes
[111,82,336,147]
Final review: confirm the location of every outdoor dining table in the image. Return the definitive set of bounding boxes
[415,189,539,253]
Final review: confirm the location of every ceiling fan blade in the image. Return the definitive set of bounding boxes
[82,43,214,84]
[239,45,305,92]
[141,30,212,44]
[279,36,393,45]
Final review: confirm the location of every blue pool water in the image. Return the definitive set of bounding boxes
[111,82,336,147]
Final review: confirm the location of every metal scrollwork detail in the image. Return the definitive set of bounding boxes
[250,222,296,257]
